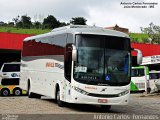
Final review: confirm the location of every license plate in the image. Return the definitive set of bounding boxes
[98,99,108,103]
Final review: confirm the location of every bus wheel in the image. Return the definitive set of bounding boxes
[28,82,34,98]
[147,88,151,94]
[56,89,64,107]
[13,88,22,96]
[1,89,10,96]
[29,92,41,98]
[101,105,111,111]
[28,84,41,98]
[28,82,41,98]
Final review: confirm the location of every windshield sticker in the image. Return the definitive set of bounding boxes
[75,66,87,73]
[105,75,110,81]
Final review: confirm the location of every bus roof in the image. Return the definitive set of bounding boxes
[132,66,146,69]
[149,71,160,73]
[24,25,129,41]
[3,62,20,65]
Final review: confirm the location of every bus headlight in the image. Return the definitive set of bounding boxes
[73,87,89,95]
[118,90,129,97]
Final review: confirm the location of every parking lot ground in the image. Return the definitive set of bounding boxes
[0,93,160,120]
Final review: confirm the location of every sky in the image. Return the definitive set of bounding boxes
[0,0,159,32]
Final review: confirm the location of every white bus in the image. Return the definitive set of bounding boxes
[149,71,160,92]
[131,66,149,92]
[20,25,142,110]
[0,62,26,96]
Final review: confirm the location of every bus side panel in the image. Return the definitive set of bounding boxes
[131,66,148,91]
[21,56,65,97]
[131,76,146,91]
[20,62,29,91]
[20,33,70,98]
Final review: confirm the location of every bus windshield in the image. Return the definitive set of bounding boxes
[73,34,131,86]
[149,73,160,79]
[131,68,145,77]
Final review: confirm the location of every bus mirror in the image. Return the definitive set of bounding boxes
[72,45,77,61]
[133,48,143,65]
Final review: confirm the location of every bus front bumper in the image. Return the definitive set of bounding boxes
[69,89,130,105]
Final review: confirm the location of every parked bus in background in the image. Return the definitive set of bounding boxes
[20,25,142,110]
[131,66,149,92]
[0,62,26,96]
[149,71,160,93]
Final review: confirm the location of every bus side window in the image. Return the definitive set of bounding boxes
[64,44,72,82]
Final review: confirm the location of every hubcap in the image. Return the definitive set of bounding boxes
[3,90,9,96]
[15,90,21,95]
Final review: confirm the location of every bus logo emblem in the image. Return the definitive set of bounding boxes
[101,88,107,92]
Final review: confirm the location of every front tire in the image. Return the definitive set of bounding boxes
[28,81,41,98]
[56,89,64,107]
[101,105,111,111]
[1,89,10,96]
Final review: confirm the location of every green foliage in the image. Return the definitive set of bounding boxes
[131,37,139,43]
[16,15,32,29]
[13,15,20,25]
[129,33,149,43]
[0,26,51,35]
[0,15,88,35]
[70,17,87,25]
[141,37,150,43]
[43,15,60,29]
[34,21,42,29]
[59,22,68,27]
[1,15,89,34]
[141,22,160,44]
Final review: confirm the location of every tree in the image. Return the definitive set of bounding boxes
[8,22,14,27]
[16,21,23,28]
[0,21,5,26]
[15,15,32,28]
[13,15,20,26]
[33,21,42,29]
[43,15,60,29]
[59,22,67,27]
[33,14,44,29]
[21,15,32,28]
[70,17,87,25]
[141,22,160,44]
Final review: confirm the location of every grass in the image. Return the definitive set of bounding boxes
[129,33,149,43]
[0,26,149,42]
[0,26,51,35]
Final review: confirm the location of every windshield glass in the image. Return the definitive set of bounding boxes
[131,68,145,77]
[73,35,131,86]
[2,64,20,72]
[149,73,160,79]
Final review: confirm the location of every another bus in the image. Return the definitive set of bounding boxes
[20,25,142,110]
[149,71,160,92]
[131,66,149,92]
[0,62,26,96]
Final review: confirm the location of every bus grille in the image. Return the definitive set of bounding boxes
[135,83,145,89]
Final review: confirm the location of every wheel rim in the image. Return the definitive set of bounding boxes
[3,90,9,96]
[15,90,21,96]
